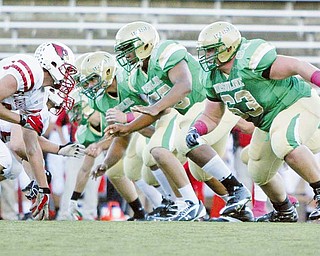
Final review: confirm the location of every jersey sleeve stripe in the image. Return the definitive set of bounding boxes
[158,43,186,70]
[5,64,28,91]
[17,60,35,91]
[248,43,275,70]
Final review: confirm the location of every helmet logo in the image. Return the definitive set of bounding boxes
[52,43,69,61]
[213,25,232,40]
[130,26,148,36]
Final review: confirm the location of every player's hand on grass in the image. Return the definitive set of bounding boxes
[22,180,39,200]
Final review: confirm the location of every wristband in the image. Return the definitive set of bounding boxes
[58,142,71,150]
[38,187,51,194]
[310,70,320,87]
[126,112,135,123]
[19,114,27,126]
[193,120,208,136]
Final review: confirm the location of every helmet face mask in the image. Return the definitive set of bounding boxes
[115,21,159,72]
[35,42,77,94]
[78,73,105,100]
[67,88,93,123]
[77,51,117,100]
[197,21,241,72]
[198,41,226,72]
[46,87,75,116]
[115,37,143,72]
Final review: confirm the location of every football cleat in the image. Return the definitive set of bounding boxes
[127,216,146,221]
[308,194,320,220]
[146,198,177,221]
[255,205,298,222]
[68,200,83,221]
[210,206,254,222]
[170,200,207,221]
[220,185,252,216]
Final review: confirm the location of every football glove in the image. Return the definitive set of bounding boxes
[22,180,39,200]
[30,187,50,220]
[58,142,86,158]
[19,113,44,135]
[186,127,201,148]
[22,171,52,201]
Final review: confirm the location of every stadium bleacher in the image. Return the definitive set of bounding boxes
[0,0,319,66]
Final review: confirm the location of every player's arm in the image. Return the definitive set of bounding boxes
[0,75,22,123]
[132,60,192,116]
[268,55,319,85]
[22,128,48,188]
[91,135,131,179]
[195,99,225,133]
[138,125,155,138]
[38,136,85,158]
[234,118,255,134]
[85,137,113,158]
[158,60,192,111]
[186,99,225,148]
[105,111,163,138]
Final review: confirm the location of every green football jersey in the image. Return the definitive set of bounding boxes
[88,89,119,114]
[204,38,311,132]
[116,68,148,113]
[131,40,206,115]
[75,114,105,147]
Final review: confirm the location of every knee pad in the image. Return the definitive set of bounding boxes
[240,146,249,165]
[142,166,159,186]
[248,157,283,186]
[142,146,156,168]
[106,159,124,181]
[123,155,142,181]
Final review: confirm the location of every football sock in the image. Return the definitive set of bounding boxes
[309,180,320,195]
[152,168,176,201]
[221,174,243,193]
[178,183,199,204]
[129,198,145,218]
[135,179,163,207]
[272,196,292,211]
[71,191,81,201]
[202,155,232,181]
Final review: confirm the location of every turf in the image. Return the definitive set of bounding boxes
[0,221,319,256]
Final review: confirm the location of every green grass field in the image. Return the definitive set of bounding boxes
[0,221,319,256]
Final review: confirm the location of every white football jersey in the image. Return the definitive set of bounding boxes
[0,54,46,113]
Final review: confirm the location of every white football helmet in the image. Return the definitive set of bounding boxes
[197,21,241,71]
[34,42,77,94]
[114,21,159,72]
[46,87,74,116]
[78,51,117,99]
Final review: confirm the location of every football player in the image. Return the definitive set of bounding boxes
[0,42,77,220]
[67,51,159,220]
[103,21,253,221]
[187,21,320,222]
